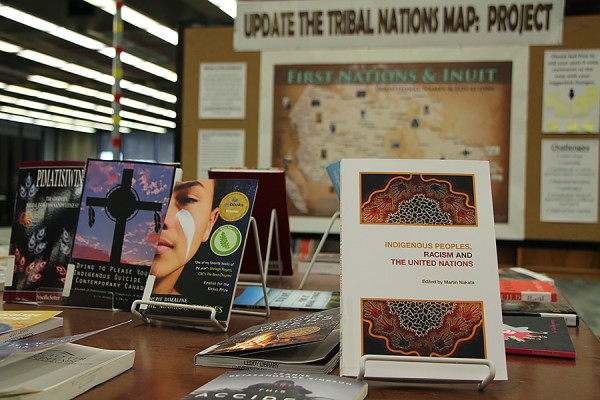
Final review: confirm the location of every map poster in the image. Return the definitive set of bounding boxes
[260,47,528,239]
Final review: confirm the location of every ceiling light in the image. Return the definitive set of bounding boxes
[19,50,66,68]
[0,39,176,103]
[84,0,179,45]
[0,39,21,53]
[27,75,176,118]
[208,0,237,18]
[0,4,176,80]
[0,5,58,31]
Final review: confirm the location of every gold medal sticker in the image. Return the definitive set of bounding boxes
[277,326,321,339]
[218,191,250,222]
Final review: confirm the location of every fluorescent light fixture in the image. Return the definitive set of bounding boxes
[0,5,58,31]
[208,0,237,18]
[19,50,66,68]
[53,27,106,50]
[0,38,176,103]
[26,75,68,89]
[84,0,179,45]
[0,4,176,80]
[27,75,176,118]
[0,39,21,53]
[3,82,177,131]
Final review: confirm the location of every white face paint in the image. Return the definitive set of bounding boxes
[176,209,195,260]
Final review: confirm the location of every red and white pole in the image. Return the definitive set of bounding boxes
[111,0,123,160]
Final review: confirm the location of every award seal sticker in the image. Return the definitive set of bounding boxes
[210,225,242,256]
[218,191,250,222]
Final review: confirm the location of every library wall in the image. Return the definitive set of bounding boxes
[180,16,600,278]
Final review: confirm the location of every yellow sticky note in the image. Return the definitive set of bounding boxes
[566,121,579,132]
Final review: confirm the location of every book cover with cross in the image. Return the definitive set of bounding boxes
[65,159,177,310]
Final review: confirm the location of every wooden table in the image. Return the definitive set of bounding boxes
[2,274,599,399]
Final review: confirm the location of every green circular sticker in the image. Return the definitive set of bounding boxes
[210,225,242,256]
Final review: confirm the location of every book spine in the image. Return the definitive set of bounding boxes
[0,326,39,343]
[502,312,579,327]
[501,291,556,302]
[506,347,576,359]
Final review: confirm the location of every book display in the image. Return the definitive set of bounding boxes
[182,370,368,400]
[195,308,340,373]
[503,315,576,359]
[134,178,259,330]
[0,310,63,343]
[4,161,85,304]
[208,168,293,277]
[339,159,508,383]
[64,159,177,310]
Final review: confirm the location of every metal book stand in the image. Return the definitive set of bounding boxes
[357,354,496,391]
[131,216,270,332]
[298,211,340,289]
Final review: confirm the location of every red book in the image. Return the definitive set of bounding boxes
[499,279,557,302]
[208,168,293,276]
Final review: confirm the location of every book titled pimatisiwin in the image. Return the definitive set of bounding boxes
[195,308,340,373]
[499,279,558,302]
[64,159,177,310]
[503,315,576,359]
[4,161,85,304]
[182,370,367,400]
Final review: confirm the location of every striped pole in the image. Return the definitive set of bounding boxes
[111,0,123,160]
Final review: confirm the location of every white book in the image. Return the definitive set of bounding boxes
[340,159,507,382]
[0,343,134,400]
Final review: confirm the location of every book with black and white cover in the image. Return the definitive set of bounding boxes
[0,343,134,400]
[502,300,579,326]
[195,308,340,373]
[4,161,85,304]
[0,310,63,343]
[182,370,367,400]
[65,159,177,310]
[340,159,507,382]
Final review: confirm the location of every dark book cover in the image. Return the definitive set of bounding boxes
[502,300,579,326]
[143,179,258,325]
[503,315,576,359]
[182,370,367,400]
[195,308,341,373]
[207,308,339,355]
[67,159,176,310]
[5,161,85,303]
[208,168,293,276]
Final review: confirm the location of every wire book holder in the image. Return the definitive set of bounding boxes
[298,211,340,289]
[357,354,496,391]
[131,216,270,332]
